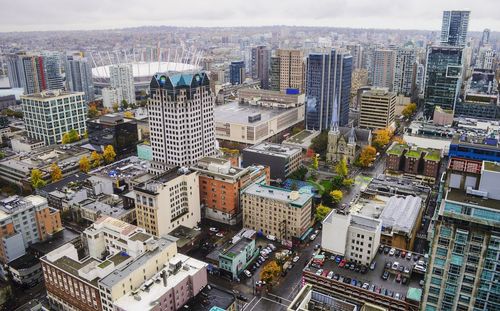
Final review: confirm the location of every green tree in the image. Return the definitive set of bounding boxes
[331,175,344,190]
[121,99,129,110]
[315,204,332,222]
[103,145,116,163]
[68,129,80,142]
[335,158,348,178]
[88,104,99,118]
[30,169,47,189]
[342,178,354,188]
[330,190,343,204]
[288,166,307,181]
[312,154,319,170]
[310,131,328,158]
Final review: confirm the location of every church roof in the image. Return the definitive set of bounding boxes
[338,126,371,143]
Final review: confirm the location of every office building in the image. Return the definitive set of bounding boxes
[251,46,270,89]
[359,88,396,130]
[305,49,352,130]
[393,47,417,96]
[480,28,490,47]
[270,56,280,91]
[101,87,123,109]
[229,60,245,85]
[424,46,463,117]
[277,49,305,93]
[0,195,62,263]
[422,158,500,311]
[372,49,395,91]
[87,114,138,156]
[241,183,313,243]
[21,90,87,145]
[65,54,95,102]
[456,69,499,119]
[109,64,135,105]
[133,167,200,236]
[191,157,269,225]
[476,46,495,70]
[440,10,470,47]
[346,43,363,70]
[242,142,302,180]
[149,71,215,169]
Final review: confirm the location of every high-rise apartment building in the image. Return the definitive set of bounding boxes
[346,43,363,70]
[148,72,215,169]
[21,90,87,145]
[133,167,200,236]
[229,60,245,85]
[305,49,352,130]
[101,87,123,109]
[6,52,63,94]
[441,10,470,47]
[393,47,417,96]
[480,28,490,47]
[422,158,500,311]
[359,88,396,130]
[270,56,280,91]
[251,46,270,89]
[424,46,463,117]
[65,54,95,102]
[476,46,495,70]
[277,49,305,92]
[109,64,135,105]
[372,49,395,90]
[0,195,62,263]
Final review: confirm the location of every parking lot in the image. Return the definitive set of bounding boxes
[306,245,425,300]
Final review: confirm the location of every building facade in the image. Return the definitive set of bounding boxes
[21,90,87,145]
[386,143,442,179]
[87,114,138,156]
[277,49,305,93]
[372,49,395,91]
[440,10,470,47]
[359,88,396,130]
[326,126,372,164]
[65,54,95,102]
[149,71,216,169]
[305,49,352,130]
[229,61,245,85]
[251,46,270,89]
[393,47,417,96]
[109,64,135,105]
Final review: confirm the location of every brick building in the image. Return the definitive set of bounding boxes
[386,143,442,179]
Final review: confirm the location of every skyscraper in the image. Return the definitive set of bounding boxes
[148,71,216,169]
[251,46,270,89]
[109,64,135,105]
[229,60,245,85]
[346,44,363,70]
[270,56,280,91]
[359,88,396,130]
[372,49,395,91]
[441,10,470,47]
[305,49,352,130]
[480,28,490,47]
[43,53,64,90]
[393,47,417,96]
[424,46,463,117]
[277,49,305,93]
[65,54,95,102]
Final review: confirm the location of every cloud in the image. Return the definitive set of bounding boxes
[0,0,498,32]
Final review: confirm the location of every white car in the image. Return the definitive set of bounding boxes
[315,269,323,276]
[244,270,252,278]
[268,244,276,251]
[392,261,400,270]
[310,234,317,241]
[292,256,300,263]
[209,227,219,232]
[266,234,277,241]
[389,248,396,256]
[193,227,201,231]
[215,232,224,237]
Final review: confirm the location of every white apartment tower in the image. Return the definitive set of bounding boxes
[148,72,216,169]
[109,64,135,105]
[393,47,416,96]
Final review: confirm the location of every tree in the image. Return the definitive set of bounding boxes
[61,132,71,144]
[358,146,377,167]
[342,178,354,188]
[312,154,319,170]
[88,104,99,118]
[112,103,119,112]
[288,166,307,181]
[402,103,417,119]
[90,151,103,168]
[30,169,46,189]
[393,136,406,144]
[260,260,281,284]
[373,128,392,150]
[310,131,328,158]
[330,190,343,204]
[79,156,90,173]
[121,99,129,110]
[335,158,348,178]
[50,163,62,182]
[331,175,344,190]
[62,129,80,144]
[315,204,332,222]
[103,145,116,163]
[123,111,134,119]
[290,181,299,191]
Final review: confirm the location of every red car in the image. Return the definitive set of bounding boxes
[339,259,347,268]
[321,269,329,277]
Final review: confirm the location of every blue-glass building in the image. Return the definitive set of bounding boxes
[229,61,245,85]
[441,10,470,47]
[305,50,352,130]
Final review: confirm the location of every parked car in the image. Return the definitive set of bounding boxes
[349,263,355,271]
[389,248,396,256]
[193,227,201,231]
[327,271,334,279]
[402,277,408,285]
[396,273,402,283]
[399,265,404,273]
[369,284,376,292]
[339,259,347,268]
[387,290,394,297]
[370,261,376,270]
[401,251,406,258]
[413,254,419,261]
[244,270,252,278]
[382,271,389,280]
[310,234,317,241]
[315,269,323,276]
[335,255,343,263]
[209,227,219,232]
[216,232,224,237]
[378,245,384,253]
[384,246,390,254]
[414,264,427,272]
[354,265,361,273]
[406,252,412,260]
[293,256,300,263]
[266,234,277,241]
[268,244,276,251]
[343,277,351,284]
[392,261,400,270]
[362,283,370,290]
[350,279,357,286]
[404,266,410,274]
[385,261,392,269]
[360,265,368,274]
[395,249,401,257]
[321,269,329,277]
[395,293,401,300]
[333,274,339,280]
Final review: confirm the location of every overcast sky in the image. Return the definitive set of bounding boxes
[1,0,498,32]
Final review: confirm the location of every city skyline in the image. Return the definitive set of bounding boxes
[0,0,498,32]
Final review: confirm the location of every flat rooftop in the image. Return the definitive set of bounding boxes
[191,285,236,311]
[29,228,80,255]
[364,175,431,199]
[483,161,500,172]
[90,156,150,181]
[242,183,313,207]
[53,256,100,286]
[214,101,296,126]
[245,142,301,157]
[221,237,253,258]
[134,167,192,194]
[446,188,500,210]
[21,90,84,100]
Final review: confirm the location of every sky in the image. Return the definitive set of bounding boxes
[0,0,498,32]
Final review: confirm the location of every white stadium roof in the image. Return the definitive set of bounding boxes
[92,61,201,79]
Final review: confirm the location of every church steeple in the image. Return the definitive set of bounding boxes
[348,124,356,144]
[330,95,339,133]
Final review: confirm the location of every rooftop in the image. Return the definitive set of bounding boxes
[90,156,150,181]
[220,237,253,259]
[214,100,298,126]
[53,256,100,286]
[483,161,500,172]
[21,90,84,100]
[134,167,193,194]
[244,142,301,158]
[387,143,407,156]
[191,285,236,311]
[446,187,500,210]
[29,228,80,255]
[192,157,246,178]
[242,183,313,207]
[288,284,358,311]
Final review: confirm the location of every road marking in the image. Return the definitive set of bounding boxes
[248,297,262,311]
[242,296,257,311]
[267,293,292,303]
[261,296,289,307]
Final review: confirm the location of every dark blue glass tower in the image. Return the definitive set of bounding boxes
[229,61,245,85]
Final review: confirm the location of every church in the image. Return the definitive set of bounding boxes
[326,125,372,164]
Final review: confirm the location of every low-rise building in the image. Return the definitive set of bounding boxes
[10,135,45,153]
[241,183,313,244]
[134,167,200,236]
[191,157,269,225]
[218,229,258,280]
[242,142,302,181]
[288,284,359,311]
[7,253,43,287]
[86,114,138,156]
[386,143,442,180]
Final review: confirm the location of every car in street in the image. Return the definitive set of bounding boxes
[266,234,277,241]
[293,256,300,263]
[382,271,389,280]
[209,227,219,232]
[237,295,249,302]
[370,261,376,270]
[310,234,317,241]
[215,232,224,237]
[244,270,252,278]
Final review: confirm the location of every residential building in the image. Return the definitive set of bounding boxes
[424,46,463,117]
[386,143,443,179]
[242,142,302,181]
[440,10,470,47]
[191,157,269,225]
[133,167,200,236]
[346,43,363,70]
[101,87,123,110]
[270,56,280,91]
[251,46,270,89]
[476,46,495,70]
[65,53,95,102]
[229,61,245,85]
[149,71,215,169]
[326,126,372,164]
[218,229,258,280]
[372,49,395,91]
[359,88,396,130]
[241,183,313,243]
[7,254,43,287]
[393,47,416,96]
[86,114,138,156]
[305,49,352,130]
[277,49,305,93]
[21,90,87,145]
[109,64,135,105]
[0,195,62,263]
[422,159,500,311]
